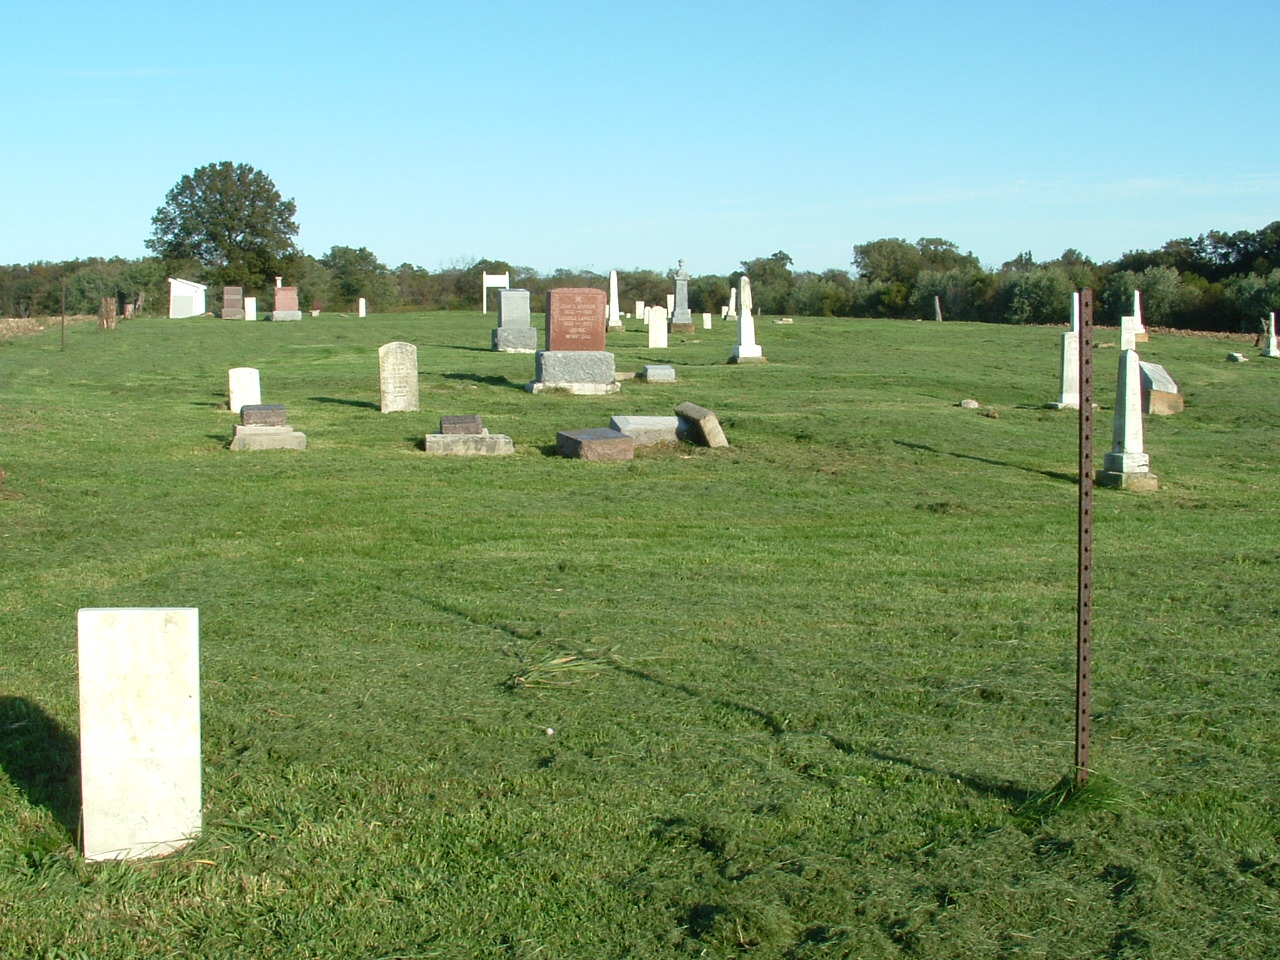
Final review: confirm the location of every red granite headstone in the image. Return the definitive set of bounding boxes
[275,286,299,312]
[545,288,607,351]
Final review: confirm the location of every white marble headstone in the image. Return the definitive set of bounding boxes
[648,306,669,348]
[243,296,257,322]
[379,342,419,412]
[731,276,763,360]
[228,367,261,414]
[358,297,367,318]
[78,608,202,861]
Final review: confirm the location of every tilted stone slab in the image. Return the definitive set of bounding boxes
[609,415,684,446]
[674,401,729,448]
[241,404,287,427]
[229,424,307,450]
[423,434,514,456]
[556,428,634,461]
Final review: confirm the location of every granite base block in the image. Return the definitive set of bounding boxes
[493,327,537,353]
[270,311,303,321]
[1143,390,1184,415]
[528,350,619,394]
[556,428,634,461]
[422,434,514,456]
[230,424,307,450]
[241,404,287,426]
[1095,470,1159,491]
[221,309,245,320]
[643,364,677,383]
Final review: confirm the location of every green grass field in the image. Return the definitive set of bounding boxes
[2,311,1278,959]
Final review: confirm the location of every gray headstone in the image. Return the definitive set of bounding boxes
[241,404,287,426]
[379,342,419,412]
[423,434,514,456]
[498,289,532,327]
[530,350,618,394]
[440,414,485,435]
[674,401,729,448]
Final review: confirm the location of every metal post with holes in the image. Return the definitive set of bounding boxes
[61,278,66,351]
[1076,288,1094,785]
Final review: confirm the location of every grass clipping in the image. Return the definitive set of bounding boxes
[504,647,622,691]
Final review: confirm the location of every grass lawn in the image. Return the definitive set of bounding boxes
[2,310,1278,959]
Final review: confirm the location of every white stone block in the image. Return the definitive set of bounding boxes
[358,297,367,318]
[648,306,668,348]
[78,608,202,861]
[243,296,257,322]
[228,367,261,414]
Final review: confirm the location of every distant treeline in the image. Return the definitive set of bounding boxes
[5,222,1279,331]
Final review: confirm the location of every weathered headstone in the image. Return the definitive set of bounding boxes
[440,414,485,434]
[666,293,675,314]
[1132,289,1148,341]
[240,404,287,426]
[221,286,244,320]
[78,608,202,861]
[528,288,617,394]
[1120,311,1138,351]
[98,296,117,330]
[230,405,307,449]
[729,276,764,363]
[1261,312,1279,358]
[556,428,634,461]
[671,260,694,332]
[702,312,712,329]
[272,286,302,321]
[608,271,623,330]
[648,305,669,348]
[1139,361,1183,415]
[675,401,729,447]
[1096,349,1158,490]
[635,300,645,322]
[493,289,537,352]
[727,286,738,320]
[424,415,513,455]
[228,367,261,414]
[1047,292,1081,410]
[379,342,419,412]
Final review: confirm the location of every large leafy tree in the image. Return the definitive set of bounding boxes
[146,162,299,288]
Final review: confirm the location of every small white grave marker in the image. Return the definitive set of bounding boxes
[243,296,257,322]
[228,367,261,414]
[78,608,202,861]
[358,297,367,318]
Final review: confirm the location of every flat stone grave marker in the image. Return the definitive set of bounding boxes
[1139,361,1183,415]
[609,414,684,445]
[675,401,729,447]
[643,364,676,382]
[379,342,419,412]
[556,427,634,461]
[241,404,286,426]
[440,414,485,435]
[78,607,201,861]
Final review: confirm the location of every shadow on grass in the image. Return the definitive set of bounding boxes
[441,372,524,390]
[0,697,80,837]
[894,440,1078,484]
[308,396,380,410]
[615,665,1038,809]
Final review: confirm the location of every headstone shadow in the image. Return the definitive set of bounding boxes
[614,665,1037,809]
[0,696,80,837]
[308,396,380,410]
[441,372,523,389]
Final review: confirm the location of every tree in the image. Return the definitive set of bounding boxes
[319,246,399,311]
[146,162,299,288]
[738,251,794,314]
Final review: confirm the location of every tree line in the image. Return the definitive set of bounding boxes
[2,162,1276,332]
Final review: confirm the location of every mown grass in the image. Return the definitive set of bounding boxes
[2,311,1278,958]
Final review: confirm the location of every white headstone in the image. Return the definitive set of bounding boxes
[1139,361,1178,394]
[666,293,675,314]
[648,306,669,348]
[244,297,257,322]
[1262,312,1279,358]
[720,305,729,318]
[642,305,652,326]
[1053,331,1080,409]
[228,367,261,414]
[702,312,712,329]
[1120,312,1138,351]
[1133,289,1145,333]
[1103,349,1149,474]
[635,300,645,320]
[731,276,763,361]
[1071,290,1081,333]
[379,341,419,412]
[78,607,202,861]
[358,297,367,318]
[608,271,622,329]
[728,287,738,319]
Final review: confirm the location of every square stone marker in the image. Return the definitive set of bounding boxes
[228,367,261,414]
[440,414,485,435]
[643,364,676,382]
[609,415,683,445]
[675,401,729,448]
[556,428,635,461]
[78,608,201,861]
[241,403,287,426]
[546,288,607,351]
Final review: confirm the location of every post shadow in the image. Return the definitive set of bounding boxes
[893,439,1078,484]
[0,696,80,837]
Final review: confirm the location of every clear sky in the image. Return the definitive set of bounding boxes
[4,0,1278,276]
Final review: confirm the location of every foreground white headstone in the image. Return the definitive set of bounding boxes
[1097,349,1157,490]
[78,608,202,861]
[228,367,261,414]
[729,276,764,362]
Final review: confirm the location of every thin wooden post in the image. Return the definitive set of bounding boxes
[1076,288,1094,785]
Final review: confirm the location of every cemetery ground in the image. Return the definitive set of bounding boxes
[1,311,1278,959]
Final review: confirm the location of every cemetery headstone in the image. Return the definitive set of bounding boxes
[609,415,685,445]
[244,296,257,322]
[666,293,675,314]
[528,288,617,394]
[492,288,537,352]
[228,367,261,414]
[358,297,367,318]
[555,427,634,461]
[78,607,202,861]
[635,300,645,322]
[727,286,738,320]
[675,401,729,447]
[670,260,694,332]
[98,296,117,330]
[221,286,244,320]
[1132,289,1148,341]
[648,305,669,348]
[608,271,623,330]
[729,276,764,363]
[424,414,513,455]
[1048,292,1082,409]
[1139,361,1183,415]
[702,312,712,329]
[230,405,307,450]
[1261,311,1279,358]
[440,414,486,434]
[379,342,420,412]
[1096,349,1158,490]
[643,364,676,382]
[272,286,302,321]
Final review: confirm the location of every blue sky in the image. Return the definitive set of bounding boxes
[4,0,1278,276]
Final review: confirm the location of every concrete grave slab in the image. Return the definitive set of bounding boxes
[556,428,634,461]
[609,415,684,445]
[643,364,676,382]
[423,434,514,456]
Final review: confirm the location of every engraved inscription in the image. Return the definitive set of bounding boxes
[546,288,606,351]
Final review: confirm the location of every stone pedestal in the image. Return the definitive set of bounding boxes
[230,424,307,450]
[528,351,619,394]
[423,434,514,455]
[494,327,537,353]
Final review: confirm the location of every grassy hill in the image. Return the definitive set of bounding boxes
[2,311,1278,958]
